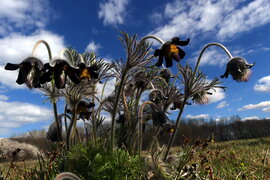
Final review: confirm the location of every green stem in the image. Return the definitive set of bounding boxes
[66,106,77,150]
[163,97,188,161]
[193,43,233,79]
[110,68,128,150]
[138,101,154,155]
[92,86,97,144]
[32,40,63,142]
[140,35,164,44]
[163,43,233,161]
[59,48,75,66]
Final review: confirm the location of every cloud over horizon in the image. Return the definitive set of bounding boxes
[150,0,270,41]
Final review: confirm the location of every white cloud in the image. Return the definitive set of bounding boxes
[96,77,116,100]
[207,86,226,104]
[242,116,259,121]
[191,48,230,67]
[186,114,209,119]
[0,30,65,89]
[98,0,129,26]
[217,0,270,39]
[0,95,9,101]
[149,0,270,41]
[238,100,270,112]
[254,75,270,92]
[0,96,52,137]
[216,101,229,109]
[0,0,49,35]
[85,41,101,53]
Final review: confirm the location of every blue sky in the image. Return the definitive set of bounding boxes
[0,0,270,137]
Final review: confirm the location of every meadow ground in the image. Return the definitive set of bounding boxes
[0,137,269,179]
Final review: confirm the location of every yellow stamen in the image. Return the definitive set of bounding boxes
[80,68,91,80]
[63,65,67,71]
[169,44,179,54]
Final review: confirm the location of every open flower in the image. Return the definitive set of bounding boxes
[221,57,255,82]
[77,62,99,81]
[76,100,95,120]
[154,37,190,67]
[43,59,81,89]
[67,100,95,120]
[5,57,47,88]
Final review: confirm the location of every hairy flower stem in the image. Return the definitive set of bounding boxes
[66,106,77,150]
[193,43,233,79]
[32,40,63,142]
[163,43,233,161]
[92,86,97,144]
[138,101,154,155]
[147,127,161,153]
[110,68,128,150]
[163,97,188,161]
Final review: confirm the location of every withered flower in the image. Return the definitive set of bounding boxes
[192,89,212,105]
[178,64,225,105]
[154,37,190,67]
[77,62,99,81]
[221,57,255,82]
[5,57,46,88]
[43,59,81,89]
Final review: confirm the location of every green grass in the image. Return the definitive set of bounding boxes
[0,137,269,179]
[189,137,270,179]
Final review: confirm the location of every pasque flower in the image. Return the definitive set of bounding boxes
[77,62,99,81]
[67,100,95,120]
[221,57,255,82]
[159,68,174,83]
[5,57,46,88]
[43,59,81,89]
[154,37,190,67]
[150,103,171,127]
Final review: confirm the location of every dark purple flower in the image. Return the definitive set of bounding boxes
[43,59,81,89]
[5,57,46,88]
[154,37,190,67]
[221,57,255,82]
[77,62,99,81]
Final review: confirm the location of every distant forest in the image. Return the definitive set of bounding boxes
[13,116,270,150]
[141,116,270,148]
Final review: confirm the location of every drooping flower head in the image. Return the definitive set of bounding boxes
[5,57,46,88]
[76,100,95,120]
[159,68,174,83]
[43,59,81,89]
[154,37,190,67]
[77,62,99,81]
[67,100,95,120]
[150,103,170,127]
[221,57,255,82]
[149,89,168,105]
